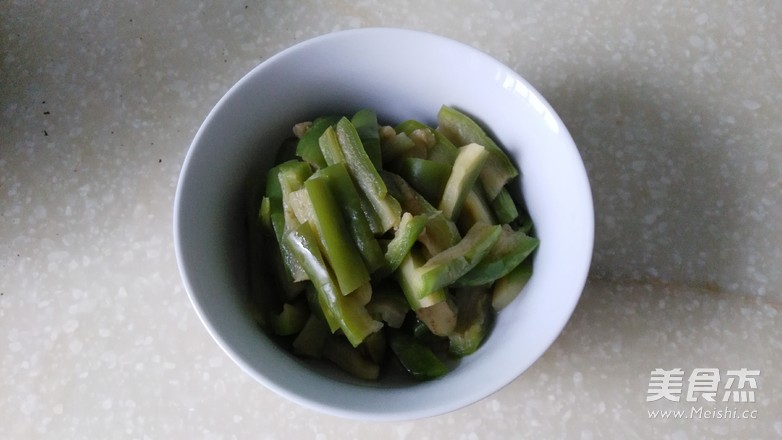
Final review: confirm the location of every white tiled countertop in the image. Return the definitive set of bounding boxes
[1,1,780,438]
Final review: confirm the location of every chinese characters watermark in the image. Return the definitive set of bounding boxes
[646,368,761,420]
[646,368,760,403]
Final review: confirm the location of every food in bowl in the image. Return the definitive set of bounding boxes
[249,105,539,380]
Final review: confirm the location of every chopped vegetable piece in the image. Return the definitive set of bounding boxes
[335,118,402,232]
[438,143,489,220]
[265,161,309,282]
[320,119,402,232]
[457,187,496,233]
[380,131,416,164]
[324,336,380,380]
[492,259,533,311]
[415,295,458,337]
[491,187,520,224]
[297,115,340,168]
[314,163,385,273]
[449,287,492,356]
[388,331,448,381]
[382,171,461,255]
[377,212,428,278]
[292,313,330,358]
[351,109,383,170]
[284,222,382,347]
[395,247,447,310]
[271,301,309,336]
[395,119,458,165]
[399,157,451,205]
[416,222,502,296]
[360,330,387,364]
[437,105,518,199]
[456,225,539,287]
[366,286,409,328]
[304,176,370,295]
[277,160,313,230]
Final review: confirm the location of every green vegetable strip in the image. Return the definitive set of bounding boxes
[335,117,402,232]
[365,286,409,328]
[438,143,489,220]
[428,131,459,165]
[455,225,539,287]
[334,118,386,196]
[277,160,313,231]
[416,222,502,296]
[395,247,446,310]
[304,176,370,295]
[284,223,341,332]
[457,187,496,234]
[351,109,383,170]
[395,119,458,165]
[292,314,330,358]
[436,105,519,200]
[265,162,308,282]
[388,330,448,381]
[448,287,492,356]
[491,187,520,224]
[380,131,416,164]
[357,187,384,235]
[399,158,451,205]
[324,336,380,380]
[270,301,308,336]
[394,119,431,136]
[318,125,346,165]
[492,258,533,311]
[296,115,340,168]
[284,222,382,346]
[376,212,428,278]
[314,163,385,273]
[361,330,387,365]
[382,171,460,255]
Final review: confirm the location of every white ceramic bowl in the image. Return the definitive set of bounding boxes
[174,28,593,421]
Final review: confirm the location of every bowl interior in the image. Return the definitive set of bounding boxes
[174,28,593,421]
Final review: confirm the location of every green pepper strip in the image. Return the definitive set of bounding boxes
[455,225,539,287]
[265,161,310,282]
[491,187,520,224]
[436,105,519,200]
[296,115,340,169]
[492,258,533,311]
[416,222,502,296]
[457,186,496,234]
[376,211,428,278]
[351,109,383,170]
[320,125,385,234]
[284,222,382,346]
[382,171,460,256]
[314,163,385,273]
[395,119,458,165]
[399,158,451,206]
[448,287,492,357]
[388,330,448,381]
[395,247,446,310]
[438,142,489,221]
[334,118,402,232]
[304,176,370,295]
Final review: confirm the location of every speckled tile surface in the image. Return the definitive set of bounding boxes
[1,1,780,438]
